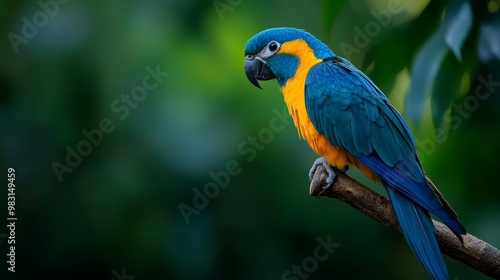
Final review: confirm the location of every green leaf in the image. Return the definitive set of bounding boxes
[478,16,500,63]
[444,0,473,62]
[322,0,346,33]
[431,52,463,128]
[405,0,473,125]
[405,28,448,125]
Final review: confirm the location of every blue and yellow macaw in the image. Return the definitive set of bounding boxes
[244,27,466,280]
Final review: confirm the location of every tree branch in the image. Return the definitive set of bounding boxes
[309,165,500,279]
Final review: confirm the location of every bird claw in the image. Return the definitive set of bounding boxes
[309,157,343,196]
[309,158,349,196]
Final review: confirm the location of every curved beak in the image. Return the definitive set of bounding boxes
[244,55,276,89]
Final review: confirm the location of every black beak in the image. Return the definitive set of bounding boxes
[244,55,276,89]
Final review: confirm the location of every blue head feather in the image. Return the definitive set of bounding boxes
[244,27,334,58]
[244,27,335,86]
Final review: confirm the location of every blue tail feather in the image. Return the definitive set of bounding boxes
[385,183,449,280]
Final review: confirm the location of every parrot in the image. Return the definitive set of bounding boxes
[243,27,466,280]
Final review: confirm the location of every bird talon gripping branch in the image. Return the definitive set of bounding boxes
[309,157,336,187]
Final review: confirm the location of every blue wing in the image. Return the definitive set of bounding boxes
[304,57,464,234]
[304,57,465,280]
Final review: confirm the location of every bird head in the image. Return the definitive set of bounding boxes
[244,27,334,88]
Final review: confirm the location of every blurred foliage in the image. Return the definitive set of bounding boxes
[1,0,499,280]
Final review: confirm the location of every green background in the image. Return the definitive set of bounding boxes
[1,0,499,279]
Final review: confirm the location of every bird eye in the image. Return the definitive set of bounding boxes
[258,41,281,59]
[268,41,279,53]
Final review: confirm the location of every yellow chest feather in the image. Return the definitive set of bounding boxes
[278,39,378,181]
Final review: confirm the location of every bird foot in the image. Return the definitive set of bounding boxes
[309,157,348,197]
